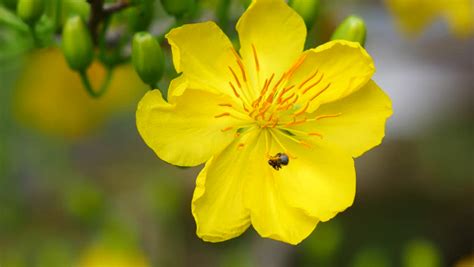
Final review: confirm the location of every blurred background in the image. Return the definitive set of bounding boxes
[0,0,473,266]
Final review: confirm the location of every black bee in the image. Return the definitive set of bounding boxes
[268,153,289,170]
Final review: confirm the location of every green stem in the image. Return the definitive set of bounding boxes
[79,67,113,98]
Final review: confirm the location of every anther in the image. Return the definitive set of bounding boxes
[218,103,233,107]
[316,113,342,120]
[214,112,230,118]
[228,66,242,88]
[293,102,309,117]
[308,132,323,138]
[302,73,324,95]
[221,126,234,132]
[310,83,331,101]
[229,82,240,98]
[298,70,319,89]
[251,44,260,72]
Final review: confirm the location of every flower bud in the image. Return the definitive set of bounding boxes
[132,32,165,87]
[289,0,320,27]
[331,15,367,46]
[17,0,44,25]
[62,16,94,71]
[160,0,195,18]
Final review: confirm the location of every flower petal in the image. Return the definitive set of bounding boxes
[269,129,356,222]
[237,0,306,87]
[166,21,241,98]
[288,40,375,112]
[191,130,261,242]
[296,80,392,157]
[243,131,319,245]
[136,88,247,166]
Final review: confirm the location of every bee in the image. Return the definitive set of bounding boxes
[268,153,289,170]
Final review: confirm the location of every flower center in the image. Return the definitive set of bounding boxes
[213,45,342,157]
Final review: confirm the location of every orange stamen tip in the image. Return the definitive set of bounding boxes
[316,113,342,120]
[218,103,233,107]
[229,82,240,98]
[308,132,323,139]
[221,126,234,132]
[214,112,230,118]
[228,66,242,89]
[302,73,324,95]
[252,44,260,72]
[310,82,331,101]
[237,143,245,149]
[299,141,313,149]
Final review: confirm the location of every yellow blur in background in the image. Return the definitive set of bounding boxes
[13,48,147,139]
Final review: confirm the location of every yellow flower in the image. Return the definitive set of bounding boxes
[386,0,474,37]
[77,242,150,267]
[14,48,147,139]
[137,0,392,244]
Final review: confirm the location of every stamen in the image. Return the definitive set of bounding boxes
[214,112,230,118]
[269,130,296,159]
[299,140,313,149]
[310,82,331,101]
[286,54,308,79]
[218,103,233,107]
[280,92,296,105]
[284,117,307,127]
[302,73,324,95]
[242,104,250,112]
[251,44,260,72]
[228,66,242,88]
[237,143,245,149]
[221,126,234,132]
[229,82,240,98]
[231,48,247,82]
[298,70,319,89]
[308,132,323,138]
[293,102,309,117]
[277,85,295,103]
[316,113,342,120]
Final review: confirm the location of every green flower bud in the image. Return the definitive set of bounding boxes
[17,0,44,25]
[126,0,154,32]
[62,16,94,71]
[289,0,320,27]
[132,32,165,87]
[160,0,195,18]
[331,15,367,47]
[61,0,90,23]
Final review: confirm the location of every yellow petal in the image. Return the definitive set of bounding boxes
[166,21,243,98]
[296,80,392,157]
[289,40,375,112]
[237,0,306,89]
[268,129,356,222]
[136,88,247,166]
[385,0,439,35]
[243,131,319,245]
[192,130,261,242]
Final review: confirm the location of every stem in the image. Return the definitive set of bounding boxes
[79,67,114,98]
